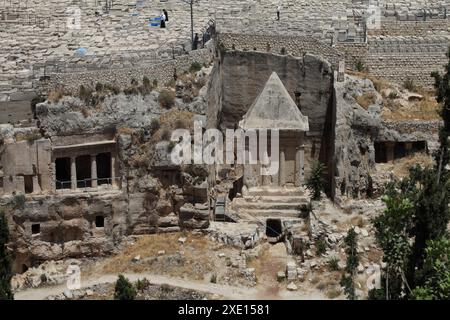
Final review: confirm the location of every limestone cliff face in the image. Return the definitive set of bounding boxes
[3,75,212,272]
[215,50,336,181]
[334,76,380,198]
[334,74,441,198]
[220,51,333,135]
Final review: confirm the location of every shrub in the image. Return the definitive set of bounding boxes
[114,274,136,300]
[13,194,26,210]
[142,76,151,88]
[210,273,217,283]
[388,92,398,99]
[315,237,328,255]
[167,140,177,152]
[355,59,366,72]
[104,84,121,95]
[306,161,326,200]
[135,278,150,291]
[78,85,93,104]
[403,78,416,91]
[161,128,171,141]
[123,86,139,96]
[150,118,160,131]
[31,95,46,110]
[189,61,202,73]
[130,78,138,86]
[158,89,175,108]
[153,79,158,88]
[327,257,340,271]
[140,76,153,95]
[160,284,172,293]
[95,82,103,92]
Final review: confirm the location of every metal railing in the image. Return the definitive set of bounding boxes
[55,177,121,191]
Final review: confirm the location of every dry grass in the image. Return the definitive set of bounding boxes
[310,275,321,285]
[158,89,176,108]
[350,216,364,228]
[381,96,440,121]
[346,70,391,92]
[80,107,91,118]
[116,126,135,135]
[15,131,41,142]
[355,92,376,109]
[347,70,440,120]
[377,153,434,178]
[47,87,65,103]
[247,245,285,285]
[91,233,215,280]
[367,248,383,263]
[325,287,342,299]
[152,109,195,142]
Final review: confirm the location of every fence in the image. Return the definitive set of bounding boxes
[55,177,121,191]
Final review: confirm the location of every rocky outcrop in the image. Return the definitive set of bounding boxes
[334,75,381,197]
[179,203,210,229]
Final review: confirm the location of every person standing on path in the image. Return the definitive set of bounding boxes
[160,10,166,28]
[276,4,281,21]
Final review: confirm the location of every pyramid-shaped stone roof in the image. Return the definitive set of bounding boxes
[239,72,309,131]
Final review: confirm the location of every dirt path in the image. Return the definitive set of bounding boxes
[15,272,326,300]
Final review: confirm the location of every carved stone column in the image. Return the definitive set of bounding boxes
[261,151,271,186]
[405,142,413,156]
[111,153,116,187]
[386,142,395,163]
[299,143,305,185]
[51,161,56,192]
[295,133,306,186]
[279,149,285,187]
[32,175,41,194]
[91,154,98,188]
[70,157,77,190]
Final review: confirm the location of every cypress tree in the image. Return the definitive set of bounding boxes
[0,212,14,300]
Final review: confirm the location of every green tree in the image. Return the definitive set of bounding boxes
[431,47,450,171]
[340,228,359,300]
[306,161,326,200]
[372,194,412,299]
[412,238,450,300]
[0,212,14,300]
[370,48,450,300]
[114,274,136,300]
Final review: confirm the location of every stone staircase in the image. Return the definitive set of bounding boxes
[232,186,310,219]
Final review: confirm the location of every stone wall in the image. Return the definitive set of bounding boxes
[335,42,369,69]
[218,32,448,88]
[369,19,450,37]
[337,36,448,87]
[364,52,447,87]
[217,33,344,69]
[38,46,215,95]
